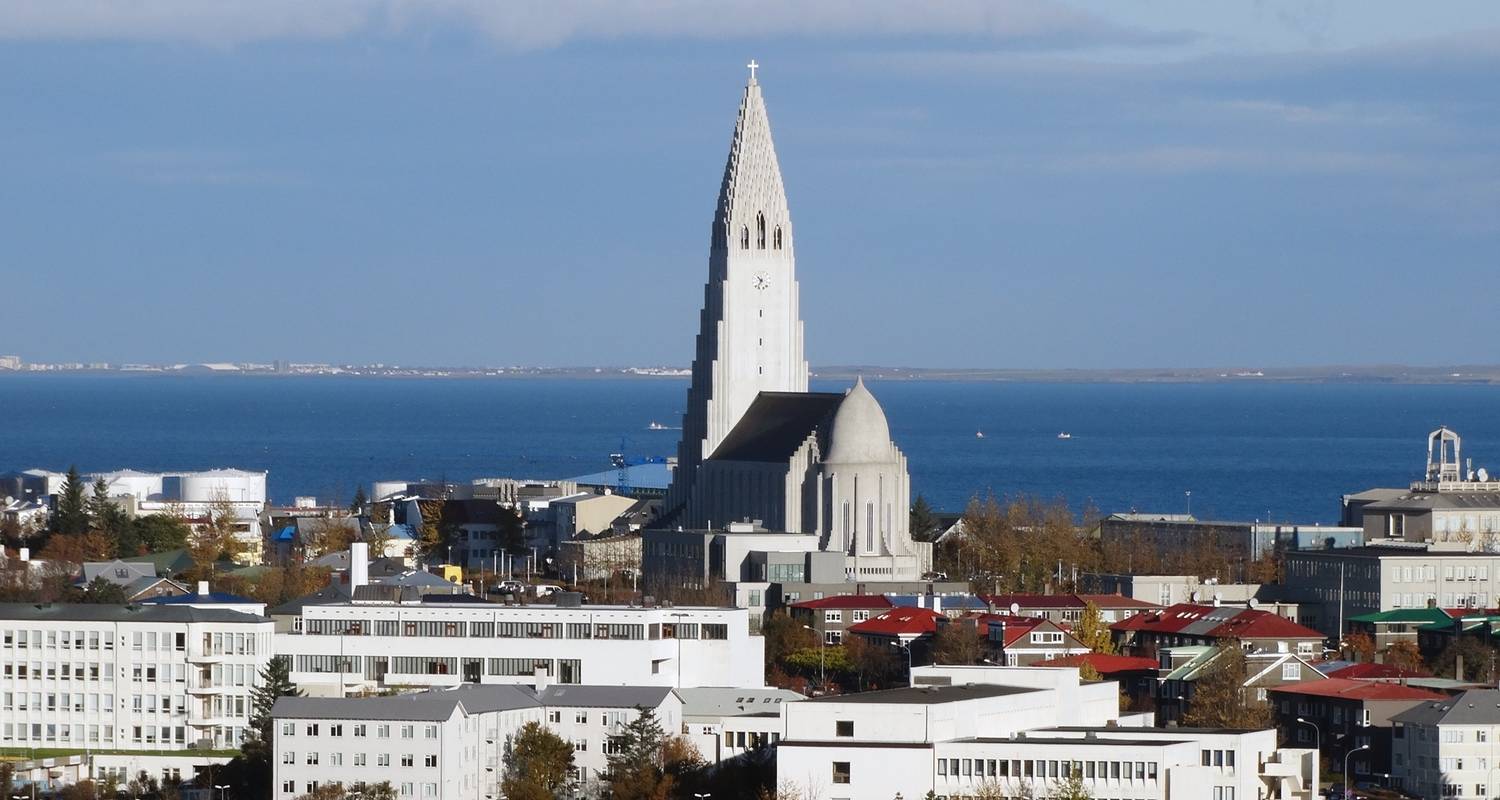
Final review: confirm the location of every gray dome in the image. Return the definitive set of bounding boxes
[824,377,893,464]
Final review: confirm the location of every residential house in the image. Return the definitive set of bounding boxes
[1155,645,1329,726]
[1391,688,1500,799]
[1271,678,1447,786]
[788,595,894,646]
[1112,603,1327,659]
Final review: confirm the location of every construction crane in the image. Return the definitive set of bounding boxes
[609,437,668,497]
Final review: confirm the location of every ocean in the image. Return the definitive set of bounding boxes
[2,374,1498,524]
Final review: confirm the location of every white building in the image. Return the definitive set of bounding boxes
[270,683,683,800]
[0,603,274,760]
[1391,688,1500,800]
[677,686,801,764]
[775,665,1316,800]
[272,595,765,694]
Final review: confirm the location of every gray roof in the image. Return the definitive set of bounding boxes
[538,685,676,709]
[0,603,267,625]
[676,687,803,719]
[708,392,844,462]
[81,560,158,584]
[272,685,540,722]
[1366,493,1500,511]
[1393,689,1500,726]
[805,684,1039,705]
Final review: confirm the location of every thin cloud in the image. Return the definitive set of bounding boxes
[0,0,1191,50]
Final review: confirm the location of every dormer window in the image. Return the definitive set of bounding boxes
[756,213,766,249]
[773,227,782,250]
[740,226,749,249]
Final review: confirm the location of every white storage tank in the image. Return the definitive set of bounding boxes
[177,469,267,503]
[98,470,164,501]
[371,481,410,502]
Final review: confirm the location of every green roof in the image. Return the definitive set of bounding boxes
[1348,607,1454,626]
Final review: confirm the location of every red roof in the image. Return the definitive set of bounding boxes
[1327,663,1432,681]
[791,595,895,611]
[984,593,1159,610]
[1039,653,1160,674]
[1268,678,1447,702]
[848,607,944,636]
[1111,603,1323,641]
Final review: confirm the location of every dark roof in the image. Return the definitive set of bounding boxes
[537,685,675,708]
[272,685,539,722]
[0,603,266,624]
[804,684,1038,705]
[708,392,845,462]
[142,591,257,605]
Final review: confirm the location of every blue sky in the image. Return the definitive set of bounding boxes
[3,1,1498,369]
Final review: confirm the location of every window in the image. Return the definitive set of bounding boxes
[424,755,437,768]
[835,721,854,738]
[282,752,295,765]
[773,227,783,250]
[832,762,850,784]
[824,610,843,623]
[306,752,318,765]
[1282,663,1301,681]
[756,213,766,249]
[740,226,749,249]
[401,754,414,767]
[852,610,870,622]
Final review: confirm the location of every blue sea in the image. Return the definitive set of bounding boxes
[2,374,1497,523]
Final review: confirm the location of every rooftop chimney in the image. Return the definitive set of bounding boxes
[350,542,370,590]
[197,580,209,597]
[18,547,29,563]
[534,665,551,694]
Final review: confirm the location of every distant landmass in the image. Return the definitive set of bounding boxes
[4,360,1500,384]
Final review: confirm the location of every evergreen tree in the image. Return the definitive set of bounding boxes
[133,515,191,552]
[501,721,575,800]
[350,487,368,515]
[54,465,90,535]
[249,657,301,742]
[910,495,940,542]
[607,707,672,800]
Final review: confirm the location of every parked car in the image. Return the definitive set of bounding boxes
[533,583,564,597]
[488,580,527,596]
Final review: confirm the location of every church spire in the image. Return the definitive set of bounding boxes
[667,64,809,519]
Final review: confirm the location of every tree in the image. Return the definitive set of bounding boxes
[910,495,940,542]
[1382,641,1425,673]
[931,622,984,665]
[1047,773,1094,800]
[250,657,302,742]
[134,514,191,552]
[605,707,701,800]
[501,721,576,800]
[760,610,816,672]
[350,486,368,515]
[1434,637,1497,682]
[1181,645,1272,729]
[53,465,90,535]
[1077,661,1103,682]
[1075,601,1116,655]
[40,531,114,564]
[845,635,900,690]
[1343,630,1376,662]
[74,576,129,604]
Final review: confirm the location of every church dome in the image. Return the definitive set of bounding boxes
[824,377,894,464]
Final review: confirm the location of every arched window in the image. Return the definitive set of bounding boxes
[740,226,749,249]
[773,227,783,250]
[756,213,766,249]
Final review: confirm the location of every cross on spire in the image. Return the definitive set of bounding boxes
[747,59,759,81]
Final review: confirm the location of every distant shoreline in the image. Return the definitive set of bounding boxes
[4,365,1500,384]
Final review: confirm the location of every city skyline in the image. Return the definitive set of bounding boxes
[4,2,1499,368]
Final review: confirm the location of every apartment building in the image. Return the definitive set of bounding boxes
[1283,546,1500,637]
[1391,688,1500,799]
[776,665,1316,800]
[0,603,273,754]
[270,683,683,800]
[271,596,764,693]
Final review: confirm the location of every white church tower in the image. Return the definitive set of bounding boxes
[667,62,809,515]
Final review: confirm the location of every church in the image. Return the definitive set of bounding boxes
[662,63,931,583]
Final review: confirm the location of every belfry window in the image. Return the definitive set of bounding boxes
[773,227,782,250]
[740,226,750,250]
[756,213,766,249]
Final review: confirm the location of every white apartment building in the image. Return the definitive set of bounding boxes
[1391,688,1500,800]
[0,603,273,753]
[677,686,802,764]
[270,683,682,800]
[775,665,1316,800]
[272,597,765,694]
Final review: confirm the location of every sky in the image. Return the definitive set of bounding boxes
[3,1,1499,370]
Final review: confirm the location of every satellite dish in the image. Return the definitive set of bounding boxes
[1247,598,1259,609]
[1009,602,1021,615]
[1480,467,1491,482]
[1189,591,1200,603]
[1213,592,1223,606]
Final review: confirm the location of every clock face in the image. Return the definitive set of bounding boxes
[752,272,770,291]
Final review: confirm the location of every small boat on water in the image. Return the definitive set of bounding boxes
[647,421,680,431]
[1057,432,1072,440]
[975,431,985,439]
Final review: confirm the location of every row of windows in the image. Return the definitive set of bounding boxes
[283,721,437,739]
[283,751,437,768]
[0,721,246,747]
[282,782,436,798]
[935,758,1161,783]
[301,619,733,640]
[737,214,783,251]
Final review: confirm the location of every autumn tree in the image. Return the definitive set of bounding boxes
[606,707,700,800]
[1047,773,1094,800]
[1383,641,1426,673]
[845,635,900,690]
[1075,601,1116,654]
[1181,645,1272,729]
[760,610,816,672]
[501,721,575,800]
[1343,630,1376,663]
[939,494,1100,592]
[1077,661,1103,682]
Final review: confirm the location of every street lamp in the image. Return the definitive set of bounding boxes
[802,624,826,690]
[694,794,712,800]
[1295,717,1321,790]
[1344,744,1370,798]
[214,783,229,800]
[890,640,913,675]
